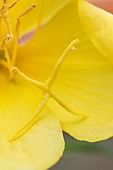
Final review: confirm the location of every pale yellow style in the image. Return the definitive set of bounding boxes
[0,0,113,169]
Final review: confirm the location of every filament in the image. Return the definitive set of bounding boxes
[11,4,36,65]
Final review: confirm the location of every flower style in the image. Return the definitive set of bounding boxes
[0,0,113,169]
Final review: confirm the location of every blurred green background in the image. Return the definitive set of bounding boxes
[50,133,113,170]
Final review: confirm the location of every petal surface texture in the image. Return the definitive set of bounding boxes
[0,71,64,169]
[17,0,113,142]
[16,0,75,82]
[78,0,113,63]
[40,0,72,27]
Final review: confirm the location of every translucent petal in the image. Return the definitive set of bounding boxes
[0,70,42,138]
[78,0,113,63]
[16,1,76,82]
[0,108,64,170]
[16,0,113,141]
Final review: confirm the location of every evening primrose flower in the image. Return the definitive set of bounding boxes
[0,0,69,169]
[20,0,113,143]
[0,0,113,169]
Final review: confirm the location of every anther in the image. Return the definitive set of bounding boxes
[11,4,36,65]
[17,4,36,21]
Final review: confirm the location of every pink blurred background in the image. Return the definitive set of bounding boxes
[88,0,113,13]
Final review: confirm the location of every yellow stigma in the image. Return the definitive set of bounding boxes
[9,39,88,142]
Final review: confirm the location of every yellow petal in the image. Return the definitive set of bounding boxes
[0,109,64,170]
[78,0,113,63]
[1,0,72,38]
[55,2,113,142]
[0,70,42,138]
[16,0,113,142]
[47,1,113,142]
[41,0,72,27]
[16,0,76,82]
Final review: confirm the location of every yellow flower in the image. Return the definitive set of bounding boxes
[0,0,113,169]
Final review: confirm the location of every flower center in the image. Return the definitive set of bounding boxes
[0,0,36,78]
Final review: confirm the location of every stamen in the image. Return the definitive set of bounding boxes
[2,0,8,4]
[11,4,36,65]
[17,4,36,19]
[3,17,13,39]
[0,0,8,12]
[8,0,19,10]
[10,92,49,142]
[4,48,13,78]
[0,0,13,48]
[45,39,79,87]
[0,2,36,75]
[1,34,13,49]
[0,48,13,78]
[11,18,20,65]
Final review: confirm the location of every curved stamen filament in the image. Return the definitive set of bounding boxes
[18,4,36,19]
[4,48,13,78]
[11,4,36,65]
[2,0,7,4]
[8,0,19,10]
[2,16,13,39]
[0,1,13,49]
[1,34,13,49]
[0,48,13,78]
[1,0,19,12]
[0,2,37,77]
